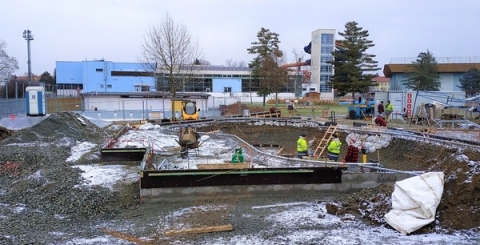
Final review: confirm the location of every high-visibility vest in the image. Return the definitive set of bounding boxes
[328,139,342,154]
[297,137,308,152]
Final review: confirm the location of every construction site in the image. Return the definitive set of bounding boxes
[0,105,479,244]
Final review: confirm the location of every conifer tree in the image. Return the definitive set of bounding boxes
[329,21,380,98]
[458,67,480,97]
[248,28,287,106]
[403,50,440,91]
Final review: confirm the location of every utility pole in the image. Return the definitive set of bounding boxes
[23,29,34,84]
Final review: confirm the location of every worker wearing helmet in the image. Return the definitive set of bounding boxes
[297,133,308,158]
[327,133,342,161]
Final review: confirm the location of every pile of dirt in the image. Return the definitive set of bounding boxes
[0,112,139,244]
[0,125,11,141]
[222,102,267,116]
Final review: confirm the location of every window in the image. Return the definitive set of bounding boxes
[135,85,150,91]
[321,46,333,54]
[321,56,333,63]
[320,84,333,93]
[320,65,332,73]
[320,75,332,82]
[224,87,231,93]
[321,34,334,45]
[111,71,153,77]
[96,68,103,72]
[107,84,112,89]
[100,84,104,88]
[184,101,197,115]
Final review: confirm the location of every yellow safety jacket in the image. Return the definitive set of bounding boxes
[297,137,308,152]
[327,138,342,154]
[385,103,393,112]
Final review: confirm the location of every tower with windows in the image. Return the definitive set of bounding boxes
[310,29,335,99]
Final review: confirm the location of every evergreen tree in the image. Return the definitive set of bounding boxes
[39,71,54,85]
[40,71,55,94]
[403,50,440,91]
[329,21,380,97]
[247,28,287,106]
[458,67,480,97]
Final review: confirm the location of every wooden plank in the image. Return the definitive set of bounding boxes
[100,228,153,245]
[165,224,233,236]
[196,163,250,170]
[277,147,284,155]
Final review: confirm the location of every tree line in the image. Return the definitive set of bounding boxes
[2,15,479,104]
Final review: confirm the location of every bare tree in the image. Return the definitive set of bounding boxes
[290,48,308,97]
[0,40,19,78]
[141,13,201,120]
[225,59,247,67]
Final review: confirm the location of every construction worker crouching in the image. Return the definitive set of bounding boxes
[327,133,342,161]
[296,133,308,158]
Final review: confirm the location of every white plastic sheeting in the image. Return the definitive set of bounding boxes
[384,172,445,235]
[346,132,392,153]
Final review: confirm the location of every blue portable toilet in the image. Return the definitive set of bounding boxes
[25,86,46,116]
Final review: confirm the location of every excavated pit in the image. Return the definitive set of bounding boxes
[196,121,480,231]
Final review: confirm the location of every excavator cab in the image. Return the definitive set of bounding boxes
[171,100,200,121]
[182,100,199,120]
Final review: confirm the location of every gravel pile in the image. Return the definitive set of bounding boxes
[0,112,139,245]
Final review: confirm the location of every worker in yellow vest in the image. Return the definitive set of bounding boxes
[385,100,394,122]
[327,133,342,161]
[297,133,308,158]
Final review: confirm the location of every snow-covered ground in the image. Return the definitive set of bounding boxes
[67,122,479,244]
[2,116,479,244]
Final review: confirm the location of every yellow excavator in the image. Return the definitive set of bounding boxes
[172,100,200,121]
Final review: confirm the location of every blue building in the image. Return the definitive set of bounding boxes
[56,60,155,95]
[56,61,301,101]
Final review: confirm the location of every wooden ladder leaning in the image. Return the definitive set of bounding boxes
[313,125,338,157]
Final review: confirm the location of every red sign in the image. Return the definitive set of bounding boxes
[408,93,412,98]
[407,99,412,103]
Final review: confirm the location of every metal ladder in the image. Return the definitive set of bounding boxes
[313,125,338,157]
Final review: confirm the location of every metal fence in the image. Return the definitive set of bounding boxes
[0,99,26,118]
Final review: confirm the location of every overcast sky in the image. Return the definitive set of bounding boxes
[1,0,479,77]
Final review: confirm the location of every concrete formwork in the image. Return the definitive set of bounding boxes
[139,172,412,202]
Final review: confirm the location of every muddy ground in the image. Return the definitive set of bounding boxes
[196,120,480,233]
[1,111,478,238]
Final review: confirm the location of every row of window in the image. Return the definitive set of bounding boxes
[155,77,302,93]
[94,67,254,79]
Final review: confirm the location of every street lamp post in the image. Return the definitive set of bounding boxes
[23,29,34,84]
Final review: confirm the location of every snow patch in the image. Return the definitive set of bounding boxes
[66,142,97,162]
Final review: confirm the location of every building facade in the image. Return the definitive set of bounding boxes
[309,29,335,98]
[383,57,480,91]
[373,76,390,92]
[56,60,156,96]
[56,61,302,103]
